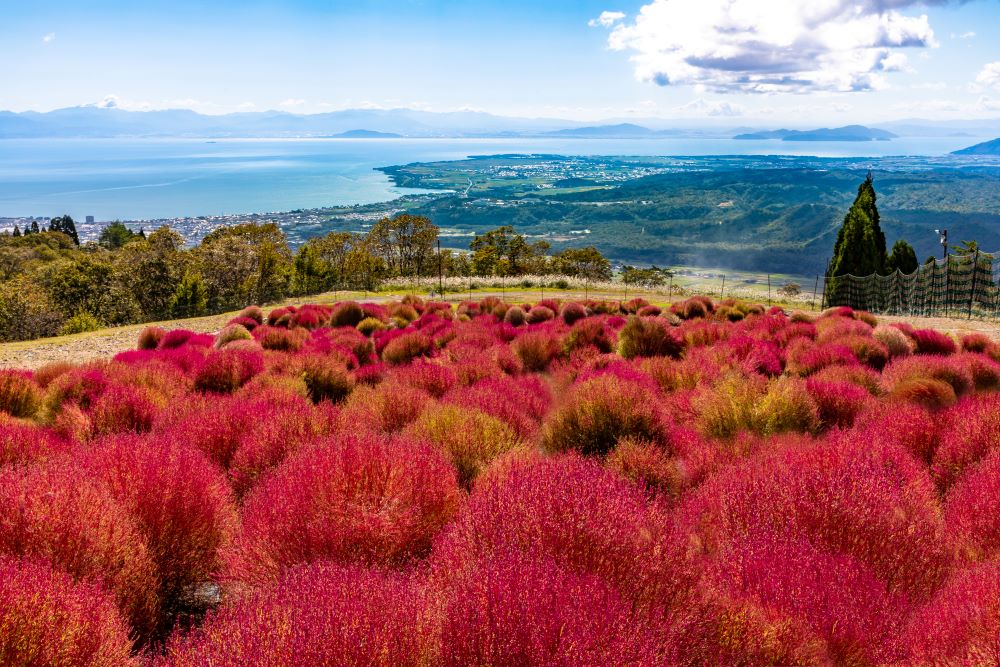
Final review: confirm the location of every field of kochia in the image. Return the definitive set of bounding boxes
[4,293,1000,664]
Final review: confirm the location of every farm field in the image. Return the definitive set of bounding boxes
[4,293,1000,664]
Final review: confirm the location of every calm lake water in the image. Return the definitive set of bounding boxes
[0,135,989,221]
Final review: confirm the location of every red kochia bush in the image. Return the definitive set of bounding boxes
[79,435,238,623]
[944,449,1000,563]
[932,393,1000,490]
[89,382,158,435]
[439,550,659,666]
[0,462,160,640]
[560,301,587,325]
[444,374,551,438]
[912,328,958,355]
[617,315,683,359]
[382,331,434,365]
[225,433,460,585]
[194,348,264,393]
[512,329,561,372]
[675,436,952,600]
[137,325,167,350]
[0,419,67,467]
[431,454,683,610]
[0,557,137,666]
[904,560,1000,664]
[159,563,426,667]
[671,532,910,665]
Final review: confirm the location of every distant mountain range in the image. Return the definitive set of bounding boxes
[0,106,996,142]
[953,137,1000,155]
[734,125,898,141]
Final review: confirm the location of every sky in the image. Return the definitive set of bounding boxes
[2,0,1000,124]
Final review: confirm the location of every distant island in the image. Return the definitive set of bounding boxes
[953,137,1000,155]
[329,129,402,139]
[734,125,898,142]
[543,123,659,138]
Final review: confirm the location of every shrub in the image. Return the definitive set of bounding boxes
[300,354,355,403]
[60,311,102,335]
[79,435,238,628]
[512,330,561,372]
[194,348,264,393]
[563,317,614,354]
[225,433,460,584]
[238,304,264,324]
[137,325,167,350]
[837,334,890,370]
[0,462,160,640]
[849,401,939,464]
[159,563,426,667]
[605,437,684,499]
[693,373,764,439]
[339,382,431,433]
[912,328,957,355]
[805,377,871,429]
[944,449,1000,563]
[541,374,669,457]
[932,394,1000,490]
[883,355,973,400]
[0,370,41,418]
[443,375,551,439]
[904,560,1000,665]
[158,329,196,350]
[502,305,526,326]
[617,315,683,359]
[438,550,659,667]
[526,305,555,324]
[254,325,309,352]
[0,420,67,467]
[560,301,587,325]
[0,557,137,666]
[431,454,683,609]
[674,532,909,665]
[89,383,158,435]
[214,323,253,349]
[755,376,821,436]
[356,316,386,336]
[330,301,365,327]
[382,331,433,365]
[388,361,457,398]
[889,377,958,410]
[675,436,952,600]
[784,338,858,376]
[406,404,523,487]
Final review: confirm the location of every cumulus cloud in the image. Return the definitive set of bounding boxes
[278,98,307,108]
[676,97,745,116]
[42,32,55,43]
[589,11,626,28]
[600,0,958,94]
[976,61,1000,90]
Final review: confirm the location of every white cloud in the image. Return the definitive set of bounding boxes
[600,0,956,94]
[951,31,976,39]
[589,11,626,28]
[278,98,307,108]
[42,32,55,43]
[676,97,745,116]
[976,61,1000,90]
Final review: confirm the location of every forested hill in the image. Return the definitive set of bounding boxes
[383,156,1000,276]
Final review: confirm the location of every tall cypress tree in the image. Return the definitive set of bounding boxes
[828,172,887,277]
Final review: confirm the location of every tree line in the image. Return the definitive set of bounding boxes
[0,215,611,342]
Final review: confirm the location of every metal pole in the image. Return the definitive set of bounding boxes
[812,275,819,311]
[767,274,771,307]
[821,274,828,311]
[668,274,673,300]
[720,274,726,299]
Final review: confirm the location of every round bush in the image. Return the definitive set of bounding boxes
[406,403,523,487]
[618,315,683,359]
[225,432,460,584]
[438,550,659,666]
[137,326,167,350]
[541,374,669,457]
[0,462,160,640]
[160,562,426,667]
[331,301,365,328]
[300,354,355,403]
[0,370,41,418]
[214,323,253,349]
[0,557,137,666]
[503,305,526,326]
[382,331,434,365]
[194,348,264,393]
[560,302,587,325]
[526,305,555,324]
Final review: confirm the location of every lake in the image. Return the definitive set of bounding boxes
[0,135,990,221]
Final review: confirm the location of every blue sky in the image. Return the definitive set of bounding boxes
[3,0,999,123]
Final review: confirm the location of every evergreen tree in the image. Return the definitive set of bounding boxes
[887,239,918,274]
[11,225,20,237]
[171,272,208,318]
[29,221,40,234]
[48,215,80,245]
[828,173,887,277]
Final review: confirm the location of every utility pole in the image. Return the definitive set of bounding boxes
[437,239,443,296]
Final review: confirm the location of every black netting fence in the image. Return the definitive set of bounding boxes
[823,251,1000,319]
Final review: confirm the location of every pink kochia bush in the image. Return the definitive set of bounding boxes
[225,432,460,585]
[0,557,138,666]
[7,296,1000,662]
